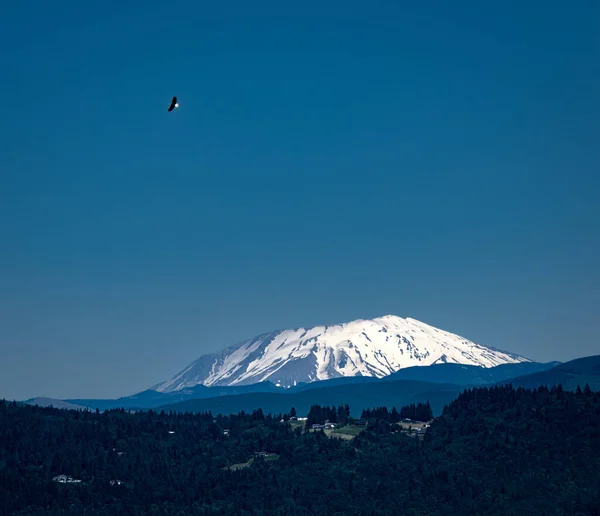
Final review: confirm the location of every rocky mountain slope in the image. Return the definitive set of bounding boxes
[153,315,530,391]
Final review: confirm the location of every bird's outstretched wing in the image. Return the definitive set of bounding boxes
[168,96,177,112]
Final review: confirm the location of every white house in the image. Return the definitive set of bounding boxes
[53,475,81,484]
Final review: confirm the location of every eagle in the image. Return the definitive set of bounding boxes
[168,96,179,112]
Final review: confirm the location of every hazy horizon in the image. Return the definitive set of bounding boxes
[4,313,595,402]
[1,1,599,400]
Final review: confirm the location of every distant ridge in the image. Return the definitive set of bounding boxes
[20,356,598,415]
[497,355,600,391]
[59,360,557,412]
[23,397,90,411]
[155,356,598,417]
[157,379,465,418]
[387,361,561,385]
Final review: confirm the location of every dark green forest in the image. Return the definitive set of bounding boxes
[1,385,599,515]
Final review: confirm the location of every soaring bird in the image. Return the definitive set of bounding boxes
[168,96,179,112]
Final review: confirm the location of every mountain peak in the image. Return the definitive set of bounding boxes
[154,315,530,392]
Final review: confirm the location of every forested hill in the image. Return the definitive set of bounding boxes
[1,385,599,515]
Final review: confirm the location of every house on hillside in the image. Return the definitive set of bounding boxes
[254,452,276,458]
[53,475,81,484]
[312,422,336,430]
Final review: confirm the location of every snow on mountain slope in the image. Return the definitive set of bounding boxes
[153,315,530,392]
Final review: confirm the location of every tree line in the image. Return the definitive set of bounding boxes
[305,401,432,427]
[1,383,599,515]
[360,401,432,422]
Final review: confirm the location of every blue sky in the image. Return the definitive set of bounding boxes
[1,1,598,400]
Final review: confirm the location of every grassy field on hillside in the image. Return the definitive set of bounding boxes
[327,425,363,440]
[226,453,280,471]
[303,424,365,440]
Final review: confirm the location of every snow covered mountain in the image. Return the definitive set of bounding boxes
[153,315,530,392]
